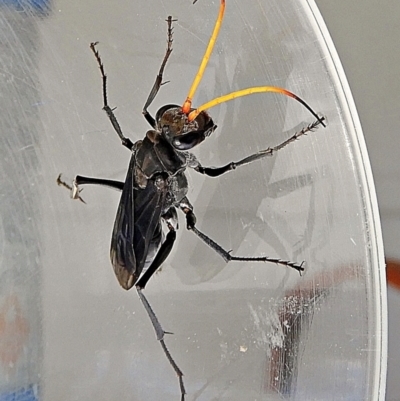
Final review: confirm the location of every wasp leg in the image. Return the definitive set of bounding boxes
[57,174,124,203]
[135,229,177,288]
[194,118,324,178]
[179,197,304,273]
[143,16,176,129]
[135,207,185,399]
[136,289,186,399]
[57,174,87,203]
[90,42,135,151]
[72,175,124,200]
[135,207,178,289]
[74,175,124,191]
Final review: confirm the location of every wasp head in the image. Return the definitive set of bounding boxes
[155,104,216,150]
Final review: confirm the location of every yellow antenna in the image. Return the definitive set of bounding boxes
[188,86,325,126]
[182,0,226,114]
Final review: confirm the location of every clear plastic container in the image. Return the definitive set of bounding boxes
[0,0,386,400]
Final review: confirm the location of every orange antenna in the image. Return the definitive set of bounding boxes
[188,86,325,126]
[182,0,226,114]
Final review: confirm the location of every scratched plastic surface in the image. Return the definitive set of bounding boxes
[0,0,386,400]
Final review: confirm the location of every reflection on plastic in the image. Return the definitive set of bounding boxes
[0,385,39,401]
[0,0,51,15]
[0,3,47,400]
[267,263,362,397]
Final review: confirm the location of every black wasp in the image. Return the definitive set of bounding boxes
[58,0,325,399]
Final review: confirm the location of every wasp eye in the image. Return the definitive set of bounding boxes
[173,138,182,147]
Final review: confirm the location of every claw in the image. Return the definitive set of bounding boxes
[71,179,79,200]
[57,174,86,204]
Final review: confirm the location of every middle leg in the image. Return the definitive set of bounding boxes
[57,174,124,202]
[179,197,304,273]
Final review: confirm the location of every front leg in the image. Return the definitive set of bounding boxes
[142,16,176,128]
[194,117,324,178]
[90,42,135,151]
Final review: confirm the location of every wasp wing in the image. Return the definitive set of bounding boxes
[110,154,167,290]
